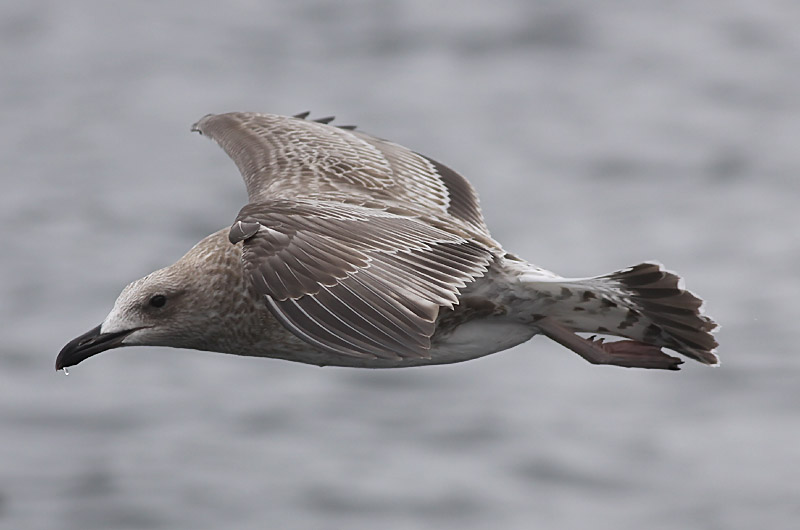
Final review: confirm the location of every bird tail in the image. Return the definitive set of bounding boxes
[522,262,719,365]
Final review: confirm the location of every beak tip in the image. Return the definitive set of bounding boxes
[54,353,67,371]
[56,324,134,371]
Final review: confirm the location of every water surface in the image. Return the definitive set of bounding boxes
[1,1,798,528]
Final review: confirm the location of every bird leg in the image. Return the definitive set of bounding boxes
[535,316,683,370]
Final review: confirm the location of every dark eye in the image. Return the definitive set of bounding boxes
[148,294,167,308]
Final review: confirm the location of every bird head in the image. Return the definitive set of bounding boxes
[56,230,249,370]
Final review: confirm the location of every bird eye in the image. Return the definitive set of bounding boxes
[148,294,167,308]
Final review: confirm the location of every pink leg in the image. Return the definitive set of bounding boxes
[535,317,683,370]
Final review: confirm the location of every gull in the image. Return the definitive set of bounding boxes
[57,112,718,372]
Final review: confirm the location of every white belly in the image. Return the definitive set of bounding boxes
[423,319,537,365]
[306,318,536,368]
[254,316,536,369]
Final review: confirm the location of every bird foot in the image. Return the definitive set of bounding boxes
[536,317,683,371]
[584,335,683,370]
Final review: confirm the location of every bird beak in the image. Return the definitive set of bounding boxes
[55,325,139,371]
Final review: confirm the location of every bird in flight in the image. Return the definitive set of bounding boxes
[57,112,718,372]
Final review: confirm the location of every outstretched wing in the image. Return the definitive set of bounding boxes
[228,198,493,360]
[191,112,489,234]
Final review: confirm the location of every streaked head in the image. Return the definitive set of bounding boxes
[56,230,247,370]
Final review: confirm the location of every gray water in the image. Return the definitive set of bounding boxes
[1,1,798,528]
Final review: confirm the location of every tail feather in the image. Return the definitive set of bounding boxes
[601,263,719,365]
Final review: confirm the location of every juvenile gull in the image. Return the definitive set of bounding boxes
[57,112,718,371]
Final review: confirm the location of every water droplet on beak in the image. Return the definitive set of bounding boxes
[62,367,69,376]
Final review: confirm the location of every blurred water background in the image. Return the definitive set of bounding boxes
[1,1,798,529]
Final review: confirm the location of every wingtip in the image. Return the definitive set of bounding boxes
[190,113,217,134]
[291,112,358,131]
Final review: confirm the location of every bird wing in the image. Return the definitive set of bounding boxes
[228,198,493,360]
[191,111,490,235]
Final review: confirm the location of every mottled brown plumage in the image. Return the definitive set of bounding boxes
[57,112,718,372]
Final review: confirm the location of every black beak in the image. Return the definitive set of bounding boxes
[55,325,138,371]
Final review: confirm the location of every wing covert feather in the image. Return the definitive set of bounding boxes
[230,199,493,360]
